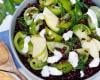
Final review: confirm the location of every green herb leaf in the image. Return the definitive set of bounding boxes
[4,0,15,14]
[0,3,6,24]
[66,35,81,51]
[76,57,85,70]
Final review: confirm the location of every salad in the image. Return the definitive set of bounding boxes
[14,0,100,80]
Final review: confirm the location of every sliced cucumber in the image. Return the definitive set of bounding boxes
[31,36,47,58]
[47,41,69,52]
[37,48,48,62]
[43,7,59,32]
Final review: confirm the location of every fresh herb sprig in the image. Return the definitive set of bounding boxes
[0,0,23,24]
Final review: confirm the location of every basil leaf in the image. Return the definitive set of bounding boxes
[4,0,15,14]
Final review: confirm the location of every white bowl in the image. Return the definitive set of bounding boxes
[9,0,100,80]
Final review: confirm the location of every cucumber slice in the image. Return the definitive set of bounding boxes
[31,36,47,58]
[38,48,48,62]
[47,42,69,52]
[43,7,59,32]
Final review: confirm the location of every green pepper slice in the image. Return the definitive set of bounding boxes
[47,6,61,16]
[73,24,91,40]
[29,59,47,70]
[47,41,69,53]
[45,28,62,42]
[39,0,57,7]
[24,7,39,25]
[14,32,25,53]
[53,61,73,73]
[59,0,72,13]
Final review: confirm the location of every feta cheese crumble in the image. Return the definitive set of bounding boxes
[41,66,62,77]
[49,66,63,76]
[47,50,63,64]
[33,13,44,22]
[96,28,100,36]
[68,51,79,68]
[53,49,63,57]
[63,31,73,41]
[89,58,100,68]
[87,9,100,36]
[82,39,100,68]
[82,39,100,58]
[22,36,31,54]
[39,29,46,38]
[41,66,50,77]
[70,0,76,4]
[80,71,84,77]
[87,9,98,28]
